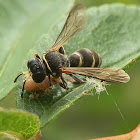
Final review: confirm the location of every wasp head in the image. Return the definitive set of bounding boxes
[27,58,46,83]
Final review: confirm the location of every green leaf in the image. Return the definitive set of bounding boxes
[76,0,140,7]
[0,0,73,100]
[0,108,40,139]
[0,132,26,140]
[15,4,140,128]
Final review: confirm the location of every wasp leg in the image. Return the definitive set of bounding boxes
[69,74,84,84]
[14,73,23,83]
[60,76,69,90]
[14,72,30,98]
[21,80,26,98]
[21,74,31,98]
[48,75,53,89]
[14,72,30,83]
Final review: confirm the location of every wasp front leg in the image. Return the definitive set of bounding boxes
[21,73,31,98]
[14,72,29,83]
[14,72,31,98]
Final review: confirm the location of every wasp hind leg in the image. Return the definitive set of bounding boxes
[69,74,84,84]
[60,76,69,90]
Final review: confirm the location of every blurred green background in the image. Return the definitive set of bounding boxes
[0,0,140,140]
[41,0,140,140]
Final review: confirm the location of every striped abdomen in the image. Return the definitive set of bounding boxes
[69,48,102,67]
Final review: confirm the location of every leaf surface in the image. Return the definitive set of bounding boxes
[0,108,40,139]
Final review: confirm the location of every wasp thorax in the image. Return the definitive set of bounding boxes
[27,58,46,83]
[44,51,69,78]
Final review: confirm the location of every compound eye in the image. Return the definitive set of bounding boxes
[27,58,35,68]
[27,58,42,71]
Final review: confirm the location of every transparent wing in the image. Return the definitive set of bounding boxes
[59,67,130,83]
[50,4,86,52]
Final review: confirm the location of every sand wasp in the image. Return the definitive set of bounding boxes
[14,4,130,97]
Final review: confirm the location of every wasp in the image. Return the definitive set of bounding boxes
[14,4,130,98]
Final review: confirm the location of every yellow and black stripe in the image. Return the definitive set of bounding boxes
[69,48,102,68]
